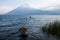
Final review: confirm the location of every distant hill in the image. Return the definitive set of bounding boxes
[5,6,60,15]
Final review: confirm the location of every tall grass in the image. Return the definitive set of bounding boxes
[42,20,60,37]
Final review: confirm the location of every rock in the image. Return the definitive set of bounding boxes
[19,27,28,38]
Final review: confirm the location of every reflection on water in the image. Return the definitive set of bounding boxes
[0,15,60,40]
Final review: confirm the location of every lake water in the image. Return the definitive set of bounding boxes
[0,15,60,40]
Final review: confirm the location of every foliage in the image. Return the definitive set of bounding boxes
[42,21,60,36]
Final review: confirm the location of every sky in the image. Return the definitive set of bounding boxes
[0,0,60,14]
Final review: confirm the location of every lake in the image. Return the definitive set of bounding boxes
[0,15,60,40]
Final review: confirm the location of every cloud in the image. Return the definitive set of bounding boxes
[0,5,20,14]
[43,0,60,10]
[0,7,13,14]
[0,0,21,14]
[24,0,60,10]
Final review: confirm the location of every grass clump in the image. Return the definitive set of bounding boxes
[42,21,60,37]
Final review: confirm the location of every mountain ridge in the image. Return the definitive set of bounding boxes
[5,6,60,15]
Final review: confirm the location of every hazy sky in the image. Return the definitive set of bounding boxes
[0,0,60,14]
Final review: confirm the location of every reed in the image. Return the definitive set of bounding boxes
[42,20,60,36]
